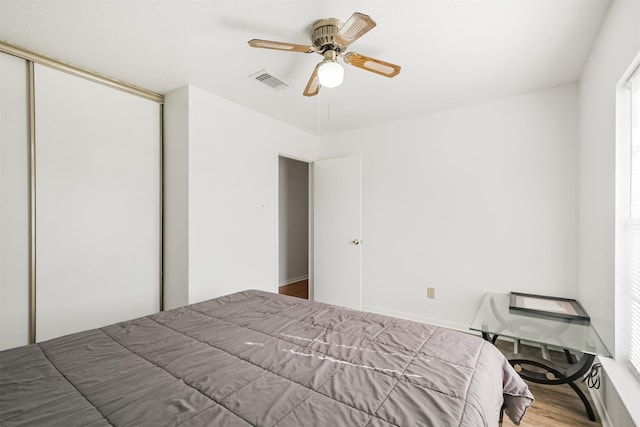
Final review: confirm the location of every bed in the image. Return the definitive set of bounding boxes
[0,290,533,426]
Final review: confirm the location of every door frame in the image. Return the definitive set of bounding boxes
[275,153,315,300]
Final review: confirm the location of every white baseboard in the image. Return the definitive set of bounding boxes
[278,275,308,287]
[362,304,469,333]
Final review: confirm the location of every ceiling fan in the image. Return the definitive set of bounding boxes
[248,12,401,97]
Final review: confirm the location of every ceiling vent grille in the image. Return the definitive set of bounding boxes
[250,70,290,90]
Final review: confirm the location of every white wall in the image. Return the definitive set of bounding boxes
[578,0,640,358]
[164,85,318,308]
[318,84,579,330]
[278,156,309,286]
[578,1,640,425]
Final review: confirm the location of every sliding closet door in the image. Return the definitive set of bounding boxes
[34,64,160,341]
[0,52,30,350]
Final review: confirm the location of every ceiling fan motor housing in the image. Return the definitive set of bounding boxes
[310,18,344,52]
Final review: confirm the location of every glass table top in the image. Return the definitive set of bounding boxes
[470,293,610,357]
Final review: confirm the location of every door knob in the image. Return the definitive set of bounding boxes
[352,239,360,246]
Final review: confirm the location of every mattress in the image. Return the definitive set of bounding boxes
[0,290,533,426]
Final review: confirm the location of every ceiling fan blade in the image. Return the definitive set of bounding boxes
[248,39,315,53]
[303,63,321,97]
[343,52,401,78]
[334,13,376,47]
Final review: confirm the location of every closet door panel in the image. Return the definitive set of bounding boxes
[0,52,30,350]
[34,64,160,341]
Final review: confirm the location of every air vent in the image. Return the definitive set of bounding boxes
[249,70,291,90]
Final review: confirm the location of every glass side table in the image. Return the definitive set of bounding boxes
[470,293,610,422]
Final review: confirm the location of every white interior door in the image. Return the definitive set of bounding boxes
[313,155,362,310]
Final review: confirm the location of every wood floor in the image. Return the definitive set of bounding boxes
[278,279,308,299]
[278,283,601,426]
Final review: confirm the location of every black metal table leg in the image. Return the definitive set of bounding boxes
[509,353,596,421]
[482,332,499,344]
[482,334,597,422]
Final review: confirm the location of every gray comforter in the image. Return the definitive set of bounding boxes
[0,290,533,426]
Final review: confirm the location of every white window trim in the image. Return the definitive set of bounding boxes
[616,58,640,376]
[628,69,640,379]
[611,52,640,426]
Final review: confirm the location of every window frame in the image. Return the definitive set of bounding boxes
[615,56,640,381]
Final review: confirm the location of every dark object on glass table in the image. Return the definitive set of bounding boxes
[509,292,590,324]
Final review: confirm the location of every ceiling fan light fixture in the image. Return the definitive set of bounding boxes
[317,61,344,88]
[247,12,401,97]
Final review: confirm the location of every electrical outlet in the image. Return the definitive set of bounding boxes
[427,287,435,299]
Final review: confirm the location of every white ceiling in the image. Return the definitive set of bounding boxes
[0,0,611,135]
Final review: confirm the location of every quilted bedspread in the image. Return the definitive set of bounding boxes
[0,290,533,426]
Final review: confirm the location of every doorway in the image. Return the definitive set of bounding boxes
[277,156,310,299]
